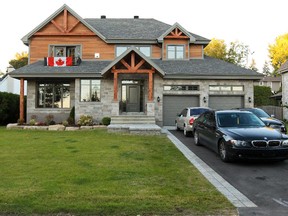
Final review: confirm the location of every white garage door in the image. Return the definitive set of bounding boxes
[209,95,244,110]
[163,95,199,126]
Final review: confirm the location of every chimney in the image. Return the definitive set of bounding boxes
[134,16,139,19]
[101,15,106,19]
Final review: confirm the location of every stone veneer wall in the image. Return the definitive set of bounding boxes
[26,80,75,123]
[282,73,288,120]
[74,78,114,124]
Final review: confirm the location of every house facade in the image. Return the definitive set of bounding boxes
[278,61,288,120]
[10,4,263,126]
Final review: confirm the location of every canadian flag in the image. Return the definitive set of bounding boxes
[47,57,73,67]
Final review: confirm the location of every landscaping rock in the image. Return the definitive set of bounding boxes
[6,123,24,130]
[65,127,80,131]
[80,126,93,130]
[48,124,65,131]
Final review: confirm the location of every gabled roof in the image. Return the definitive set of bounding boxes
[21,4,106,45]
[157,22,196,43]
[101,47,165,77]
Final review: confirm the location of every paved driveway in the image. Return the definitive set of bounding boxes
[169,129,288,216]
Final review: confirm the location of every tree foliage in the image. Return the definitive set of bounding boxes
[254,86,274,106]
[204,38,250,68]
[268,33,288,72]
[248,58,258,72]
[0,92,20,125]
[9,51,28,69]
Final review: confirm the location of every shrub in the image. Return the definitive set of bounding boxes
[102,117,111,126]
[77,115,93,126]
[0,92,21,125]
[45,114,55,125]
[67,106,75,125]
[62,120,69,127]
[29,119,36,125]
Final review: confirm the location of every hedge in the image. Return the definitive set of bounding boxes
[0,92,23,125]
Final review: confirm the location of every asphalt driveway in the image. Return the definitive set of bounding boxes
[168,129,288,216]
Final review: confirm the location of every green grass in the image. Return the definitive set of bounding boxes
[0,128,236,215]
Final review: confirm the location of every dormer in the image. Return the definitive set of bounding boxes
[158,23,204,60]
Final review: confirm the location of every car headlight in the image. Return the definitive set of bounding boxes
[282,140,288,147]
[230,140,249,147]
[269,124,281,129]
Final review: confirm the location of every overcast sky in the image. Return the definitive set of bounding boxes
[0,0,287,73]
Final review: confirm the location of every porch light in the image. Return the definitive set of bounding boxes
[157,96,161,102]
[248,97,252,103]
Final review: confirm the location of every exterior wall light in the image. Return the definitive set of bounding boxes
[203,97,207,103]
[248,97,252,103]
[157,96,161,102]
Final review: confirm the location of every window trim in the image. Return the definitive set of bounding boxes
[166,44,185,60]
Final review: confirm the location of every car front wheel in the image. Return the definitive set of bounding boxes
[184,126,191,137]
[218,140,232,162]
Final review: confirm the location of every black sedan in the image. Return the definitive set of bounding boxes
[193,110,288,162]
[239,107,287,134]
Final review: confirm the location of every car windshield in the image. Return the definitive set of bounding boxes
[190,108,209,116]
[247,109,270,118]
[217,112,266,127]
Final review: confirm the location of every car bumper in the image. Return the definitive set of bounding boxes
[228,147,288,160]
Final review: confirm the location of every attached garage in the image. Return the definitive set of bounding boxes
[209,95,244,110]
[163,95,199,126]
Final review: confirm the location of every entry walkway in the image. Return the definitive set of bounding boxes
[162,128,257,208]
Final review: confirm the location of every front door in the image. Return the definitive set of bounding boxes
[126,85,140,112]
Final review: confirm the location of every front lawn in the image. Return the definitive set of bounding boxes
[0,128,236,215]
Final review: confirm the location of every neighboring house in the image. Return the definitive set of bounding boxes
[10,4,263,126]
[278,60,288,120]
[255,76,281,93]
[0,67,27,95]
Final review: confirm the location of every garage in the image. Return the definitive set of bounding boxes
[163,95,199,126]
[209,95,244,110]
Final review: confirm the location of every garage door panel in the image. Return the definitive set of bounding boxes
[163,95,199,126]
[209,96,244,110]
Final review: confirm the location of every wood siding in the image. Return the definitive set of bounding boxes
[190,45,203,59]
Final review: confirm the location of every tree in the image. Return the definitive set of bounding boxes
[262,61,271,76]
[249,58,258,72]
[9,51,28,69]
[204,38,227,61]
[204,38,251,68]
[268,33,288,72]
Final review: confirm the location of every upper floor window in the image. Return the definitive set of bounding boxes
[116,46,151,57]
[80,80,101,102]
[167,45,184,59]
[49,45,81,65]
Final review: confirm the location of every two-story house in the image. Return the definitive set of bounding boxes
[10,4,263,127]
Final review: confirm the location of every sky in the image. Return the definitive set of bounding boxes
[0,0,287,73]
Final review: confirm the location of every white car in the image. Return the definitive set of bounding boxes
[175,107,211,136]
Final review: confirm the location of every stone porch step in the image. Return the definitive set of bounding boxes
[110,115,156,124]
[107,124,161,135]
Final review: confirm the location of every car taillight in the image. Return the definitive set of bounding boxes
[189,117,195,125]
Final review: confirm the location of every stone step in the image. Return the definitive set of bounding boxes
[110,115,156,124]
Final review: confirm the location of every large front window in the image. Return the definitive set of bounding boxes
[167,45,184,59]
[80,80,101,102]
[37,83,70,108]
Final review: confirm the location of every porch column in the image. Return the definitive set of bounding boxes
[113,72,118,101]
[19,78,25,122]
[148,71,153,101]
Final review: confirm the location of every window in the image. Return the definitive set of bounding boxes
[37,83,70,108]
[164,85,199,91]
[80,80,101,102]
[209,85,244,92]
[116,46,151,57]
[49,45,81,65]
[167,45,184,59]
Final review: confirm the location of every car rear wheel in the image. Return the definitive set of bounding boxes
[194,130,201,146]
[218,140,232,162]
[184,126,191,137]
